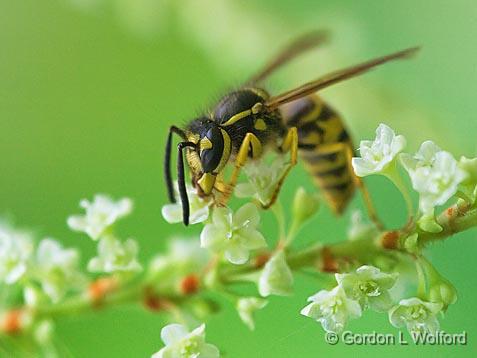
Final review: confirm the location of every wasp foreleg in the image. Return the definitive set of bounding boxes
[219,132,262,206]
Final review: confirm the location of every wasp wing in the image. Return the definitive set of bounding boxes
[265,47,420,110]
[246,30,330,85]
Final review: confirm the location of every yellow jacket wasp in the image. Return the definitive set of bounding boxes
[164,31,418,225]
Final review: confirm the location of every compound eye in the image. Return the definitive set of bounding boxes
[199,127,224,173]
[200,148,218,173]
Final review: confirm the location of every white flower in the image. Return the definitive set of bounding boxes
[162,182,210,225]
[389,297,442,335]
[235,155,288,205]
[300,286,362,333]
[35,239,83,302]
[258,250,293,297]
[401,141,467,214]
[236,297,268,330]
[67,194,133,240]
[0,226,33,285]
[335,265,398,312]
[200,203,266,265]
[152,323,219,358]
[352,123,406,177]
[347,210,378,241]
[88,236,142,273]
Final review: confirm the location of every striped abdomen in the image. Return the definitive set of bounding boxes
[281,95,356,214]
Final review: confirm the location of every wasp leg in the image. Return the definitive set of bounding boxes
[313,142,383,229]
[340,145,383,230]
[261,127,298,209]
[219,132,263,206]
[211,172,229,206]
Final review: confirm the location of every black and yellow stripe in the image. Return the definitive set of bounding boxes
[281,95,355,214]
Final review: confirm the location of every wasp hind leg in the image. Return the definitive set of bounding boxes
[342,145,384,230]
[261,127,299,209]
[306,141,383,230]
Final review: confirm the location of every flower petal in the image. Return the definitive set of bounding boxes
[161,203,183,224]
[225,244,250,265]
[369,291,393,312]
[67,216,87,232]
[236,228,266,250]
[233,203,260,228]
[161,323,189,345]
[200,225,227,251]
[200,343,220,358]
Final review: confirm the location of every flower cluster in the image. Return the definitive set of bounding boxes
[0,224,85,353]
[0,224,84,305]
[0,195,146,355]
[301,266,397,333]
[68,194,142,274]
[1,123,474,356]
[352,123,477,232]
[300,265,447,336]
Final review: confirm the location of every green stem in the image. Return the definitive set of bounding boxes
[383,163,414,218]
[284,219,300,246]
[36,281,143,319]
[271,200,286,242]
[415,257,427,299]
[6,201,477,338]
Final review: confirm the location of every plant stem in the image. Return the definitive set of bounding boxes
[8,203,477,336]
[271,200,286,242]
[36,281,143,319]
[384,163,414,218]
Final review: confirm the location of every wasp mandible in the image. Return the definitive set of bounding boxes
[164,31,419,225]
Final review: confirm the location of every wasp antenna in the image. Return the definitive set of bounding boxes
[177,142,195,226]
[164,126,186,203]
[165,130,175,203]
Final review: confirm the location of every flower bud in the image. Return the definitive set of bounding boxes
[236,297,267,330]
[418,213,442,233]
[292,187,320,225]
[34,320,54,346]
[180,274,200,295]
[0,309,33,334]
[403,233,420,254]
[190,298,221,319]
[347,210,378,241]
[258,250,293,297]
[429,280,457,309]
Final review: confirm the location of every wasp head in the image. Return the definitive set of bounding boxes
[186,118,232,196]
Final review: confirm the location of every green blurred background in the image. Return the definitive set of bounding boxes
[1,0,477,356]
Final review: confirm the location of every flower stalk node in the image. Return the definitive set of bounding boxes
[88,277,118,303]
[381,231,400,250]
[180,274,200,295]
[1,309,24,335]
[321,247,338,273]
